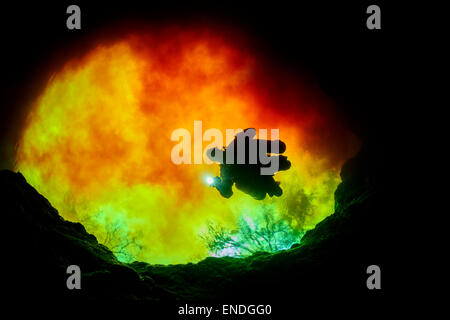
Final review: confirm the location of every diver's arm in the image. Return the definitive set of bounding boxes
[211,176,233,198]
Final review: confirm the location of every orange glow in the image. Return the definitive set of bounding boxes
[15,28,359,264]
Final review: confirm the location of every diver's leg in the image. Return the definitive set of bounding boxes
[277,155,291,171]
[235,180,266,200]
[252,190,267,200]
[267,178,283,197]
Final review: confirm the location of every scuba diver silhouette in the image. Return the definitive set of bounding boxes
[206,128,291,200]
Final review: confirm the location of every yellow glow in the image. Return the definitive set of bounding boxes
[15,30,358,264]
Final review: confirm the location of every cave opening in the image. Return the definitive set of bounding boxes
[14,28,358,265]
